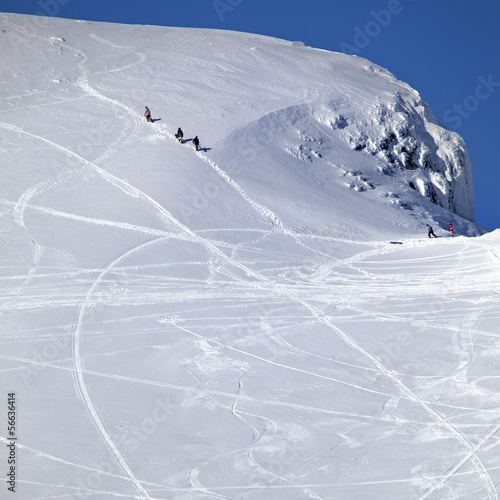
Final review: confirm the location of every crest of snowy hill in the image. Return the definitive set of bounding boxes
[1,13,479,239]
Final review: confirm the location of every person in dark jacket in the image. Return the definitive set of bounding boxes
[175,127,184,143]
[426,224,437,238]
[193,136,200,151]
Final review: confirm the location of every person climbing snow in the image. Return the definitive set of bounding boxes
[426,224,437,238]
[175,127,184,143]
[193,136,200,151]
[448,222,453,237]
[144,106,151,122]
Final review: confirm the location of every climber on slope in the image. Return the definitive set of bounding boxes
[426,224,437,238]
[175,127,184,143]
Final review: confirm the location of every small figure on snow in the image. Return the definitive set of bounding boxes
[448,222,453,237]
[144,106,151,122]
[193,136,200,151]
[175,127,184,143]
[426,224,437,238]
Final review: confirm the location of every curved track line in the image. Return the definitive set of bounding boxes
[71,239,165,500]
[0,181,42,317]
[75,74,144,161]
[89,33,148,75]
[6,199,178,237]
[67,37,146,163]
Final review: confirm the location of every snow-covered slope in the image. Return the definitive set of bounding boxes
[1,13,499,500]
[1,12,478,234]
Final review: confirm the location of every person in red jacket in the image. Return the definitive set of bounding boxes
[448,222,453,237]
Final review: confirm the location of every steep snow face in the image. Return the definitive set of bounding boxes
[348,92,474,221]
[323,91,475,221]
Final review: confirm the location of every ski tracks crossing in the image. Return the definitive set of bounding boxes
[161,137,498,499]
[3,107,496,500]
[20,111,493,499]
[157,121,498,498]
[73,132,497,498]
[3,19,498,497]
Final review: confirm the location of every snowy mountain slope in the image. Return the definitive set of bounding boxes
[1,13,499,500]
[1,12,478,233]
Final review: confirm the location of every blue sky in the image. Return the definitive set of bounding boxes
[3,0,499,230]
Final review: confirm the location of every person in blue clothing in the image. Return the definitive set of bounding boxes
[426,224,437,238]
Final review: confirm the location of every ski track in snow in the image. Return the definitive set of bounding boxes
[1,30,360,495]
[137,96,500,498]
[0,209,41,317]
[89,32,148,76]
[2,199,181,238]
[174,322,395,398]
[0,435,166,491]
[70,237,164,500]
[0,25,146,334]
[135,178,496,496]
[415,242,498,499]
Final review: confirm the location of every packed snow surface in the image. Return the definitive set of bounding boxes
[1,13,499,500]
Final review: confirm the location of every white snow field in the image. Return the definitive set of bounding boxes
[1,13,499,500]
